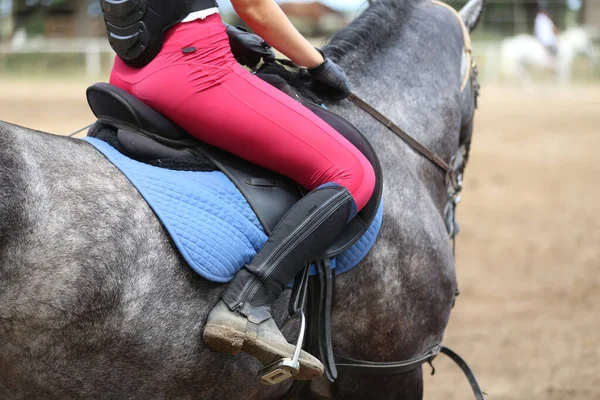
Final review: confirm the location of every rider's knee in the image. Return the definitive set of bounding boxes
[330,156,376,212]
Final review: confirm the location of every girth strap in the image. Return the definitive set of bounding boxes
[314,260,337,381]
[347,93,451,174]
[282,260,337,399]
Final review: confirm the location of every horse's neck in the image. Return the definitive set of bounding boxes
[329,3,466,207]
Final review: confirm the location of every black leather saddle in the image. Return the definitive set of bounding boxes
[86,75,383,259]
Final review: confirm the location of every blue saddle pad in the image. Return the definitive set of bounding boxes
[85,137,383,283]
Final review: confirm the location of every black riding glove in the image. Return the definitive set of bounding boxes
[224,23,275,69]
[308,50,351,100]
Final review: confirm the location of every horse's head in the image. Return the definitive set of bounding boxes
[561,27,597,58]
[458,0,485,167]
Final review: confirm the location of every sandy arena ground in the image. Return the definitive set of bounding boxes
[0,78,599,399]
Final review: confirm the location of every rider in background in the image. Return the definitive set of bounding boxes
[534,6,559,58]
[101,0,376,380]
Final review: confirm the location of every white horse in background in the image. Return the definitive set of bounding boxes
[500,27,597,83]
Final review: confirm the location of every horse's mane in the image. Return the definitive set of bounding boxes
[258,0,420,100]
[325,0,417,63]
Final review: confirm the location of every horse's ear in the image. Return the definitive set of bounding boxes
[459,0,485,32]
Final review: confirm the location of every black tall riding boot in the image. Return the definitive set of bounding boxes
[203,184,355,381]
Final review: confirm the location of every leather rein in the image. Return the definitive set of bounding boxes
[347,93,452,174]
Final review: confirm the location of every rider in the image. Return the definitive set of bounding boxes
[100,0,375,380]
[535,5,559,58]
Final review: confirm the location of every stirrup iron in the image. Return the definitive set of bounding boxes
[258,309,306,385]
[259,265,311,385]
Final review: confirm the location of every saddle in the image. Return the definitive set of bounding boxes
[86,74,383,261]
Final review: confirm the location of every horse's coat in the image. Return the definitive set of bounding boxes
[0,0,483,398]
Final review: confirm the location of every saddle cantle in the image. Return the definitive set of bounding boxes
[86,76,383,259]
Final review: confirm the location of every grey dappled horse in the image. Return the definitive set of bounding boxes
[0,0,484,398]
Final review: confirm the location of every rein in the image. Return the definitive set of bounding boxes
[348,0,475,179]
[347,90,465,255]
[347,93,451,174]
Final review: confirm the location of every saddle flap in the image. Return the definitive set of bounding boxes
[201,146,304,235]
[117,128,195,160]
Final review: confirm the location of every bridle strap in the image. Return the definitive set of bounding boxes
[347,93,451,174]
[439,346,486,400]
[431,0,473,92]
[335,344,485,400]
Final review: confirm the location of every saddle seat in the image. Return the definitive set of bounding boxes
[86,75,382,260]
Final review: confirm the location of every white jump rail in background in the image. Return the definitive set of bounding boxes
[0,38,114,77]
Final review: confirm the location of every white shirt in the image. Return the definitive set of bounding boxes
[181,8,220,23]
[534,12,557,47]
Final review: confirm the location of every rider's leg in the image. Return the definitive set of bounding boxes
[187,66,372,379]
[109,17,376,380]
[191,66,373,379]
[205,183,355,380]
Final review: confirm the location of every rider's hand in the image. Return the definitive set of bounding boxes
[225,24,275,69]
[308,50,351,100]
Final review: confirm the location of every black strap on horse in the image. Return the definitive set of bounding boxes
[337,344,485,400]
[336,345,485,400]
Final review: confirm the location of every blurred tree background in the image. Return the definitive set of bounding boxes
[0,1,597,79]
[8,0,104,37]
